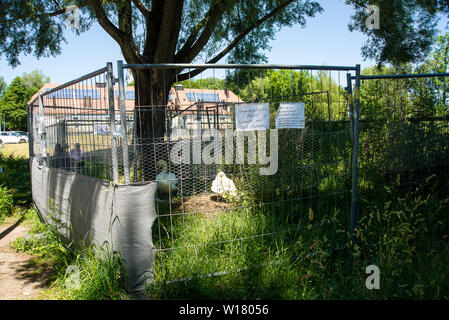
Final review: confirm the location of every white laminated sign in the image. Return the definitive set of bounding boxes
[275,102,305,129]
[235,103,270,131]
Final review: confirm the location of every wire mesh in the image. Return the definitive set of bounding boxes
[27,66,126,182]
[120,64,355,282]
[358,75,449,190]
[27,62,449,285]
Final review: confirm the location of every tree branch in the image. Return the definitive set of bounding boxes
[143,0,184,62]
[175,4,222,62]
[131,0,152,20]
[175,1,229,63]
[52,0,64,10]
[89,0,141,63]
[177,0,297,80]
[346,0,368,9]
[5,8,66,24]
[154,0,184,61]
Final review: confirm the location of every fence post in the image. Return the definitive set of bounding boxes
[346,73,354,145]
[37,94,48,165]
[27,104,34,158]
[350,65,361,245]
[107,62,119,184]
[117,60,130,184]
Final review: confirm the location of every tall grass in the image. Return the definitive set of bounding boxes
[0,185,14,224]
[11,207,128,300]
[148,172,449,299]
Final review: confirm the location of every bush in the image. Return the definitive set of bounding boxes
[0,153,31,204]
[0,185,14,224]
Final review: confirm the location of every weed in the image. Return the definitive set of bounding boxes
[0,185,14,224]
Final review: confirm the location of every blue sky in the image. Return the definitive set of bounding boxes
[0,0,448,85]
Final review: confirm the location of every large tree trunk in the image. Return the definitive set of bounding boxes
[133,68,177,181]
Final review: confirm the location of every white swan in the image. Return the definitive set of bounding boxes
[156,160,178,194]
[211,171,237,197]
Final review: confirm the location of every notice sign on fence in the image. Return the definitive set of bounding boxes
[94,124,122,135]
[275,102,305,129]
[235,103,270,131]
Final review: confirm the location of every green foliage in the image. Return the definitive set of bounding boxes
[347,0,440,65]
[0,77,35,130]
[11,206,128,300]
[21,69,50,91]
[415,32,449,114]
[2,0,446,71]
[360,60,449,120]
[0,0,91,67]
[52,245,128,300]
[0,185,14,224]
[0,153,31,204]
[176,77,226,89]
[1,0,323,67]
[237,69,347,121]
[352,176,449,299]
[0,76,6,99]
[11,204,71,264]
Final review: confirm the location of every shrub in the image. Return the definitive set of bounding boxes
[0,185,14,223]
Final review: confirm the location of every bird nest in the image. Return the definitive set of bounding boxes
[171,193,236,218]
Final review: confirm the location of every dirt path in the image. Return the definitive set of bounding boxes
[0,218,52,300]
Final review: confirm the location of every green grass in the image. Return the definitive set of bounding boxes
[2,133,449,299]
[0,149,31,225]
[0,153,31,206]
[0,142,29,158]
[146,171,449,300]
[10,207,129,300]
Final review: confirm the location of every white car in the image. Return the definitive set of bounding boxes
[0,131,29,144]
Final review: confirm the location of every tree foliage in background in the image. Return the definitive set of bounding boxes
[346,0,446,66]
[0,77,35,131]
[177,77,226,89]
[21,69,51,92]
[360,32,449,121]
[0,70,50,131]
[0,77,6,100]
[2,1,447,68]
[238,70,347,121]
[415,32,449,113]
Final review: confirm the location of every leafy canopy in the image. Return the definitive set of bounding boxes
[0,77,6,100]
[347,0,447,66]
[1,0,448,71]
[0,71,49,130]
[21,70,51,91]
[360,33,449,121]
